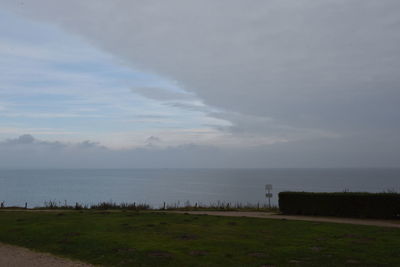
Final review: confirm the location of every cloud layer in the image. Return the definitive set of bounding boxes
[1,134,400,169]
[4,1,399,128]
[1,1,400,167]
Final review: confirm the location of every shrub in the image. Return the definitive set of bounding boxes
[279,192,400,219]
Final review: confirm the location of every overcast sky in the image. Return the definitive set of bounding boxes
[0,0,399,168]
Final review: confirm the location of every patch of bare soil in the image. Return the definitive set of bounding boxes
[0,242,92,267]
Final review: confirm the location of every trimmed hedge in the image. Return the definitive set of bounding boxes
[279,191,400,219]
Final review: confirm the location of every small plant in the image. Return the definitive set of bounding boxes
[89,201,150,210]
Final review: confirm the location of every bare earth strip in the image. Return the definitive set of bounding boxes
[0,242,92,267]
[167,211,400,228]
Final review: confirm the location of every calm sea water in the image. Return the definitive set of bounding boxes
[0,168,399,208]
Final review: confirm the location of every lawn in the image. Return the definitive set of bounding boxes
[0,210,399,266]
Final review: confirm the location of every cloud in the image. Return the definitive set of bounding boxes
[145,136,161,147]
[1,1,400,166]
[0,135,99,150]
[3,0,399,130]
[5,134,35,145]
[1,134,400,169]
[166,102,212,113]
[131,86,194,101]
[0,9,234,150]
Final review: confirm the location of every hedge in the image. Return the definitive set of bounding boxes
[278,191,400,219]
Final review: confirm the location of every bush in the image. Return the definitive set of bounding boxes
[279,192,400,219]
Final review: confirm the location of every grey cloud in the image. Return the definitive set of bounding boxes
[3,135,64,148]
[3,0,399,132]
[2,1,400,165]
[5,134,35,145]
[145,136,161,147]
[77,140,104,149]
[166,102,210,113]
[131,114,169,119]
[131,87,194,101]
[1,135,400,169]
[1,135,102,150]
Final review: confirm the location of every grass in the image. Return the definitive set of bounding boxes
[0,211,399,266]
[28,200,278,212]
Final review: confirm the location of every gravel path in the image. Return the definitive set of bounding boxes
[167,211,400,228]
[0,243,92,267]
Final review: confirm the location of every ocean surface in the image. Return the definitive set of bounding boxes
[0,168,399,208]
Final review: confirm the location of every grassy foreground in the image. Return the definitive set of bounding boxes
[0,211,399,266]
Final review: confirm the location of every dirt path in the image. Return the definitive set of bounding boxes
[0,243,92,267]
[167,211,400,228]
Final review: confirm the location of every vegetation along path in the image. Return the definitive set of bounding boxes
[167,211,400,228]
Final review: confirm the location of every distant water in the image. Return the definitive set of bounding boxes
[0,168,399,208]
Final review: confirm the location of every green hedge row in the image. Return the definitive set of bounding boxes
[278,192,400,219]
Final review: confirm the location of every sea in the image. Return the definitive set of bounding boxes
[0,168,399,208]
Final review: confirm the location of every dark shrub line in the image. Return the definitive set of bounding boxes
[279,191,400,219]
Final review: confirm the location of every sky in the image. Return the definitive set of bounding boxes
[0,0,400,168]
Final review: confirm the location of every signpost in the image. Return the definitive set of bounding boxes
[265,184,273,208]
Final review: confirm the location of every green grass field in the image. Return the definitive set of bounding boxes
[0,211,399,266]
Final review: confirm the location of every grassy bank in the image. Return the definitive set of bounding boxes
[0,211,399,266]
